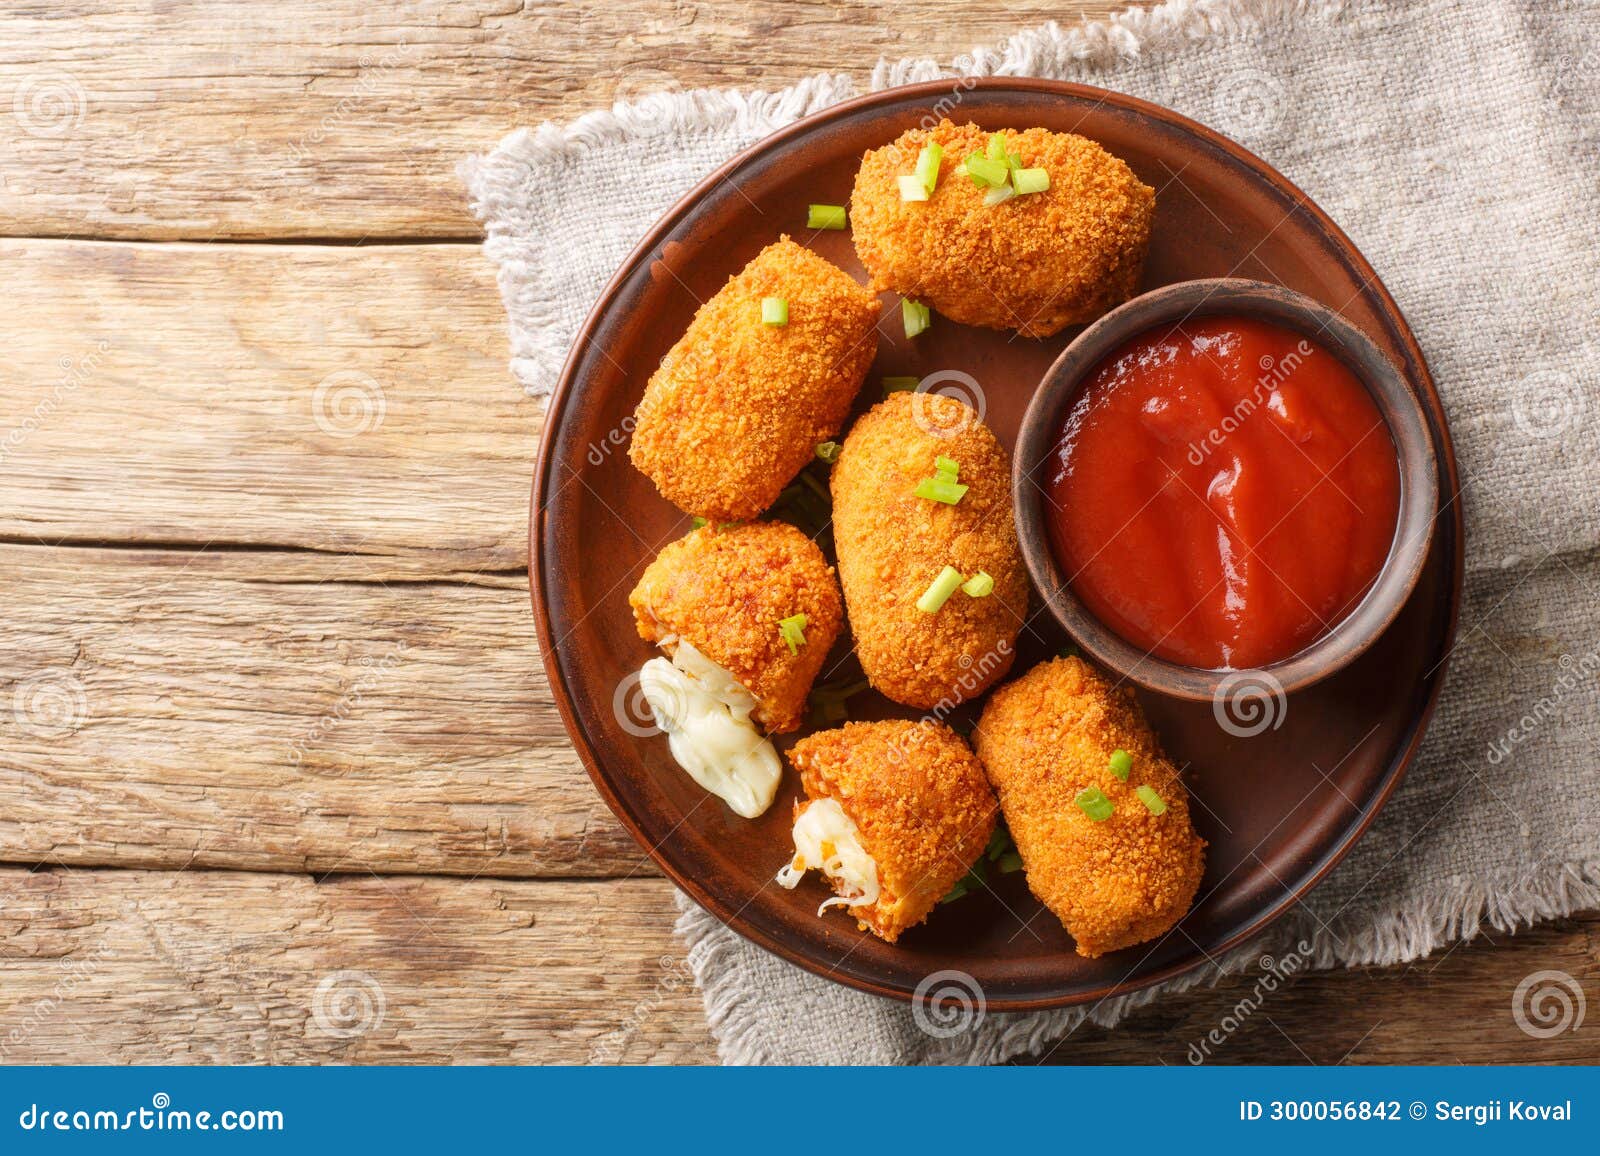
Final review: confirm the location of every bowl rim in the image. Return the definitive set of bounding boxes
[529,78,1466,1009]
[1013,277,1441,702]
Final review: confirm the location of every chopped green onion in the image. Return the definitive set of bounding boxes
[915,477,969,505]
[964,152,1009,188]
[1013,168,1050,195]
[1075,786,1114,821]
[902,298,931,338]
[761,297,788,326]
[814,441,840,464]
[983,183,1015,207]
[913,142,943,193]
[807,676,868,726]
[986,132,1007,163]
[938,878,972,904]
[995,850,1023,874]
[1109,748,1133,781]
[897,174,929,202]
[777,612,809,655]
[916,565,965,614]
[1136,784,1168,815]
[691,516,708,530]
[961,571,994,597]
[934,455,959,477]
[882,375,920,395]
[1006,150,1023,172]
[807,203,847,230]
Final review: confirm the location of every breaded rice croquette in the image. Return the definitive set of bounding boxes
[629,521,843,735]
[830,391,1027,710]
[628,237,881,521]
[777,720,998,943]
[851,121,1154,337]
[975,656,1206,957]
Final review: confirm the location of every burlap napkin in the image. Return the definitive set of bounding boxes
[463,0,1600,1064]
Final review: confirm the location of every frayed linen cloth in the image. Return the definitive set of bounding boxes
[464,0,1600,1064]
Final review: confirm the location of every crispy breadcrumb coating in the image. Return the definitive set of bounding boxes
[628,237,882,521]
[830,391,1027,710]
[851,121,1154,337]
[788,720,998,943]
[629,522,843,734]
[974,656,1206,957]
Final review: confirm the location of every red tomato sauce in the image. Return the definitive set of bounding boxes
[1045,315,1400,670]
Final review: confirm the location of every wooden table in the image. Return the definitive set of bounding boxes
[2,0,1591,1065]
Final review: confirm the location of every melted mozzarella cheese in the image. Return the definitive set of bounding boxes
[775,797,881,915]
[636,641,779,819]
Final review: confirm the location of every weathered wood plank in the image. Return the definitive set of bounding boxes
[0,870,711,1064]
[0,543,649,877]
[1,868,1594,1064]
[0,239,528,567]
[1035,918,1600,1066]
[0,0,1127,239]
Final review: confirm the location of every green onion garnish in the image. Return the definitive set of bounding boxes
[882,375,919,395]
[934,456,959,477]
[691,516,708,530]
[986,132,1007,163]
[1006,150,1023,172]
[897,174,929,202]
[807,204,847,230]
[1075,786,1114,821]
[1109,748,1133,781]
[964,152,1009,188]
[1013,168,1050,195]
[1136,784,1168,815]
[995,850,1023,874]
[902,298,931,338]
[914,476,969,505]
[814,441,840,464]
[914,143,943,193]
[983,183,1015,207]
[916,566,965,614]
[961,571,994,597]
[777,612,809,655]
[761,297,788,326]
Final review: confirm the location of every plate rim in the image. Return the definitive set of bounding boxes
[527,77,1466,1010]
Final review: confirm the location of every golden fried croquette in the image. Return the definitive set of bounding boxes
[830,391,1027,710]
[629,521,843,734]
[974,656,1206,957]
[627,237,882,521]
[851,121,1154,337]
[780,720,998,943]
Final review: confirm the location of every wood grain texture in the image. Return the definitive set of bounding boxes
[0,239,529,568]
[0,543,647,877]
[1,868,1594,1065]
[0,0,1126,239]
[0,870,712,1064]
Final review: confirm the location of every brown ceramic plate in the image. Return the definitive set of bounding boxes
[531,79,1463,1010]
